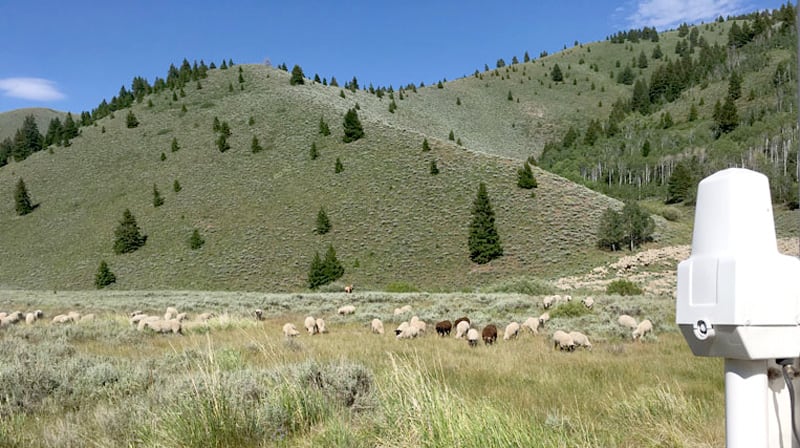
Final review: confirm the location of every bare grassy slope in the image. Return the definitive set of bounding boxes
[0,107,65,141]
[0,64,646,291]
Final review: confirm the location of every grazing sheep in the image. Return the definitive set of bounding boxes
[80,314,96,322]
[454,320,470,339]
[482,324,498,345]
[337,305,356,315]
[393,305,412,315]
[282,323,300,338]
[454,316,470,328]
[569,331,593,350]
[315,318,327,334]
[581,296,595,309]
[503,322,521,341]
[304,316,319,335]
[137,315,161,331]
[0,312,6,319]
[632,319,653,341]
[618,315,638,331]
[467,328,480,347]
[344,284,354,293]
[409,316,426,334]
[25,312,36,325]
[175,313,188,322]
[538,312,550,327]
[254,309,265,321]
[67,311,81,322]
[52,313,79,324]
[395,321,419,339]
[142,319,182,334]
[164,307,179,320]
[129,310,144,318]
[371,318,384,335]
[395,321,409,336]
[542,295,557,309]
[197,312,215,322]
[552,330,576,351]
[521,317,541,334]
[435,320,452,337]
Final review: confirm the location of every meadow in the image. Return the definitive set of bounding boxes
[0,288,725,447]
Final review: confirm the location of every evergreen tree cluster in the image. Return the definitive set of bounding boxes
[607,26,659,43]
[596,202,655,251]
[307,244,345,289]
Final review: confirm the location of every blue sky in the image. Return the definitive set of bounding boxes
[0,0,787,114]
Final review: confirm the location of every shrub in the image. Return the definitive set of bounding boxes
[189,229,205,250]
[95,260,116,289]
[549,300,591,318]
[385,282,418,293]
[607,279,643,296]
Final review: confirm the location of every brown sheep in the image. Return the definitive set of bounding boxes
[344,284,353,293]
[435,320,452,337]
[482,324,498,345]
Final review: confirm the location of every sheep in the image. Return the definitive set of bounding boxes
[25,312,36,325]
[409,316,426,334]
[129,310,144,318]
[337,305,356,315]
[503,322,520,341]
[569,331,593,350]
[344,284,354,293]
[467,328,480,347]
[435,320,452,336]
[254,309,265,321]
[552,330,576,351]
[581,296,595,309]
[618,314,638,330]
[197,312,215,322]
[142,319,182,334]
[538,312,550,327]
[52,313,79,324]
[80,314,96,322]
[371,318,384,334]
[454,320,471,339]
[130,313,150,326]
[67,311,81,322]
[137,315,161,331]
[395,321,420,339]
[454,316,470,328]
[393,305,412,315]
[164,307,179,320]
[283,323,300,338]
[4,311,23,325]
[0,312,6,319]
[175,312,188,322]
[632,319,653,341]
[315,318,327,334]
[521,317,541,334]
[395,321,409,336]
[482,324,498,345]
[542,295,557,309]
[304,316,319,335]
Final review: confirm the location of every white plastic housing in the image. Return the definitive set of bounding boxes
[676,168,800,359]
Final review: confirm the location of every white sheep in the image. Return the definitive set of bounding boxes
[409,316,426,334]
[164,307,179,320]
[142,319,182,334]
[282,323,300,338]
[396,325,420,339]
[521,317,541,334]
[67,311,81,322]
[304,316,318,335]
[617,314,638,330]
[52,314,76,324]
[175,312,188,322]
[315,318,327,334]
[503,322,521,340]
[542,295,556,309]
[0,312,7,319]
[137,315,161,331]
[538,312,550,327]
[129,310,144,318]
[25,312,36,325]
[393,305,412,315]
[632,319,653,341]
[395,321,409,336]
[130,314,150,326]
[552,330,576,351]
[568,331,593,350]
[371,318,384,334]
[466,328,480,347]
[337,305,356,315]
[454,320,470,339]
[581,296,594,309]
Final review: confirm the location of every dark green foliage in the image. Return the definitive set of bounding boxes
[517,162,537,189]
[173,179,182,193]
[153,184,164,207]
[315,208,331,234]
[727,71,742,100]
[213,117,221,132]
[94,260,116,289]
[238,72,245,84]
[310,142,319,160]
[179,87,186,97]
[13,115,43,161]
[631,79,650,114]
[688,104,698,122]
[216,134,230,152]
[308,245,345,289]
[171,137,179,152]
[437,80,444,89]
[550,301,592,318]
[126,111,139,128]
[334,157,344,173]
[507,91,513,101]
[596,202,655,251]
[616,66,635,85]
[659,111,673,129]
[430,160,439,175]
[339,90,346,98]
[666,162,694,204]
[606,279,643,296]
[583,119,602,145]
[342,108,364,143]
[651,44,663,59]
[180,104,187,114]
[44,117,63,147]
[713,97,739,137]
[248,116,255,126]
[457,138,462,146]
[319,117,331,136]
[160,152,167,161]
[641,140,651,157]
[468,182,503,264]
[448,130,455,141]
[562,126,579,148]
[550,64,563,82]
[251,136,263,153]
[14,178,34,216]
[422,138,431,152]
[456,97,461,106]
[189,229,205,250]
[172,92,178,101]
[113,209,147,254]
[637,50,648,68]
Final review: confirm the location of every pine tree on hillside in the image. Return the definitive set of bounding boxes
[597,208,625,251]
[171,137,180,152]
[95,260,116,289]
[334,157,344,173]
[14,178,34,216]
[342,108,364,143]
[319,116,331,136]
[550,64,563,82]
[631,79,650,114]
[189,229,205,249]
[307,251,326,289]
[315,207,331,234]
[45,117,63,147]
[666,162,694,204]
[322,244,345,283]
[714,97,739,137]
[727,71,742,100]
[310,142,319,160]
[422,138,431,151]
[173,179,182,192]
[251,136,263,153]
[468,182,503,264]
[126,111,139,128]
[152,184,164,207]
[113,209,147,254]
[62,113,79,140]
[430,160,439,175]
[517,162,537,189]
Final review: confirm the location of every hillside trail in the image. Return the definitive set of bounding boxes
[555,238,800,296]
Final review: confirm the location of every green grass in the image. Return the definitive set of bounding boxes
[0,289,723,447]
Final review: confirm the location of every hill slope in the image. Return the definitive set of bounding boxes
[0,108,65,141]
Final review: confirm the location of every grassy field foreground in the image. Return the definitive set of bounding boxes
[0,289,723,447]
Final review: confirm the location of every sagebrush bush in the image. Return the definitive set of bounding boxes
[606,279,643,296]
[549,300,592,318]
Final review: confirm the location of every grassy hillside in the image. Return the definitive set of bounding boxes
[0,107,65,141]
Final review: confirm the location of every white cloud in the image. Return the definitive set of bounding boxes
[627,0,746,29]
[0,77,66,101]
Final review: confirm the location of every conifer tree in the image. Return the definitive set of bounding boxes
[335,157,344,173]
[422,138,431,151]
[95,260,116,289]
[189,229,205,249]
[113,209,147,254]
[714,97,739,136]
[551,64,563,82]
[213,117,221,132]
[688,104,698,122]
[62,113,79,140]
[14,178,34,216]
[251,136,263,153]
[315,207,331,234]
[468,182,503,264]
[727,71,742,100]
[342,108,364,143]
[448,130,455,141]
[322,244,345,283]
[310,142,319,160]
[45,117,63,147]
[637,50,648,68]
[173,179,182,192]
[430,160,439,175]
[666,162,694,204]
[126,110,139,128]
[517,162,537,189]
[171,137,180,152]
[307,252,326,289]
[153,184,164,207]
[631,79,650,114]
[319,116,331,136]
